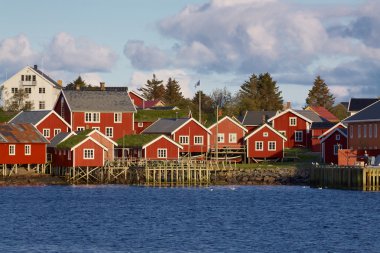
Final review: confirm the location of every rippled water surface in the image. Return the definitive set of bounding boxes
[0,185,379,252]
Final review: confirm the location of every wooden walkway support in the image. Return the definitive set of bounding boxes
[310,165,380,191]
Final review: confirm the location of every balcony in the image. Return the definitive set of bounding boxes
[20,80,37,86]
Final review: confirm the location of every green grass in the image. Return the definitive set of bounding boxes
[57,134,88,149]
[0,111,18,123]
[135,109,189,122]
[116,134,162,147]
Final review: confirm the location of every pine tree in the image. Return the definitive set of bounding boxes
[65,76,87,89]
[138,74,165,100]
[164,78,184,105]
[305,76,335,109]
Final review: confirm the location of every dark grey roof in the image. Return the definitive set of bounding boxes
[9,110,51,125]
[33,67,61,89]
[242,111,277,126]
[48,132,72,148]
[64,86,128,92]
[142,118,190,134]
[348,98,379,112]
[344,100,380,122]
[149,106,179,111]
[311,121,336,129]
[295,110,326,122]
[63,90,136,112]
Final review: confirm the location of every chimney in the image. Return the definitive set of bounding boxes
[34,65,38,70]
[57,80,63,87]
[100,82,106,91]
[283,101,291,110]
[262,114,266,124]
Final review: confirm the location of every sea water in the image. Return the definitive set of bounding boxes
[0,185,379,252]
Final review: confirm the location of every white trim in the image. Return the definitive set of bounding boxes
[25,144,31,155]
[138,122,144,128]
[268,108,313,124]
[320,128,348,144]
[114,112,122,123]
[142,135,183,150]
[7,111,23,123]
[37,110,71,128]
[83,149,95,159]
[318,122,347,139]
[54,128,61,136]
[179,135,189,145]
[344,100,380,122]
[172,118,212,135]
[129,90,146,101]
[42,128,50,138]
[289,117,297,126]
[268,141,276,151]
[157,148,167,158]
[217,133,225,143]
[295,131,303,142]
[208,116,248,133]
[70,136,108,151]
[244,123,287,141]
[105,127,114,138]
[9,144,16,155]
[84,112,100,123]
[228,133,237,143]
[194,135,204,145]
[255,141,263,151]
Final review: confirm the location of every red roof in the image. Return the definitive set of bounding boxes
[0,123,49,143]
[145,100,165,108]
[308,106,339,122]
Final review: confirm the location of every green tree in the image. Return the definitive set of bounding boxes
[330,103,349,120]
[5,88,33,111]
[164,78,184,105]
[191,91,214,124]
[139,74,165,100]
[305,75,335,109]
[65,76,88,90]
[238,72,283,112]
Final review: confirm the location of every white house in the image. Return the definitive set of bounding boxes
[1,65,62,110]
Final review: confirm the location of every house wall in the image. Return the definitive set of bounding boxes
[50,148,73,167]
[74,139,104,167]
[172,120,209,153]
[209,119,246,148]
[245,125,259,133]
[88,132,114,161]
[36,113,70,141]
[322,131,347,164]
[129,92,144,109]
[272,112,309,148]
[2,66,61,110]
[72,111,134,141]
[246,126,284,159]
[134,121,153,134]
[0,143,46,164]
[54,92,71,125]
[144,137,180,160]
[311,128,331,152]
[347,122,380,151]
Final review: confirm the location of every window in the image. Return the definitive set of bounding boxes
[25,75,31,81]
[43,129,50,138]
[85,112,100,123]
[25,101,32,110]
[25,88,32,93]
[11,88,18,94]
[106,127,113,137]
[32,75,36,82]
[114,113,122,123]
[369,124,373,138]
[138,122,144,128]
[268,141,276,151]
[9,145,15,155]
[54,129,61,136]
[363,125,367,138]
[157,149,167,158]
[229,133,237,143]
[335,134,340,141]
[77,127,85,131]
[60,97,65,117]
[39,88,45,93]
[84,149,94,159]
[39,101,45,109]
[295,131,303,142]
[21,75,24,81]
[194,136,203,145]
[350,126,353,139]
[289,117,297,126]
[333,145,340,155]
[279,131,286,136]
[375,124,378,138]
[92,127,100,131]
[179,136,189,145]
[358,125,361,138]
[217,133,224,143]
[263,132,269,137]
[68,151,71,160]
[255,141,263,151]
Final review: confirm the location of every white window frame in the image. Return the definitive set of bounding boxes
[77,127,85,132]
[92,127,100,131]
[363,125,367,138]
[25,145,31,156]
[106,127,113,138]
[335,134,340,141]
[11,87,18,94]
[114,112,122,123]
[54,129,61,136]
[43,129,50,138]
[9,145,15,155]
[263,132,269,137]
[39,101,45,110]
[369,124,373,138]
[229,133,237,143]
[289,117,297,126]
[255,141,263,151]
[295,131,303,142]
[333,145,339,156]
[83,149,94,159]
[25,87,32,94]
[179,135,189,145]
[138,122,144,128]
[268,141,276,151]
[84,112,100,123]
[39,87,46,94]
[194,136,203,145]
[157,148,167,158]
[68,151,71,160]
[217,133,225,143]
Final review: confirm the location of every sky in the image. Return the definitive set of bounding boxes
[0,0,377,109]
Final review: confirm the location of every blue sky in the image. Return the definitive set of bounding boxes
[0,0,377,108]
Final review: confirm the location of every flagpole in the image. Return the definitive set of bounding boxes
[199,90,201,123]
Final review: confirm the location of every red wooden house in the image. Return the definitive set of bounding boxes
[268,109,327,149]
[310,121,336,152]
[305,106,339,122]
[208,116,248,148]
[0,123,49,165]
[54,90,136,141]
[244,123,287,161]
[129,90,146,109]
[9,110,70,140]
[142,117,211,156]
[116,134,183,160]
[319,123,347,164]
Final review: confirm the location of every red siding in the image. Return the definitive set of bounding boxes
[72,112,134,141]
[245,126,259,133]
[129,92,145,109]
[311,128,330,152]
[144,137,180,160]
[54,93,71,125]
[134,121,153,134]
[272,112,310,148]
[321,130,347,164]
[88,132,115,161]
[172,120,209,153]
[50,148,73,167]
[209,118,246,148]
[246,126,284,159]
[74,139,105,167]
[0,143,47,164]
[36,113,70,141]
